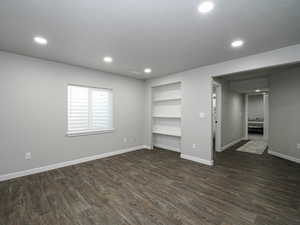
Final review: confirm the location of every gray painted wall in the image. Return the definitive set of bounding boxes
[1,44,300,174]
[269,66,300,160]
[248,95,264,120]
[218,79,245,147]
[0,51,145,175]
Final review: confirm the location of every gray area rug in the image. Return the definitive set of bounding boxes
[237,140,267,154]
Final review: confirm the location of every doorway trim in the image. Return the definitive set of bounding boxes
[244,93,269,141]
[263,93,269,141]
[212,81,222,152]
[244,94,249,140]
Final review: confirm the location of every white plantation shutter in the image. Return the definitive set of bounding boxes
[68,85,113,134]
[68,86,89,132]
[91,89,113,129]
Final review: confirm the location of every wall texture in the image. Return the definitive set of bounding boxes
[269,66,300,160]
[248,95,264,120]
[0,51,145,175]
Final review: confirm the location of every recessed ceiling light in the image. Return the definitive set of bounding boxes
[255,89,261,92]
[144,68,152,74]
[198,1,215,14]
[231,40,244,48]
[103,56,113,63]
[34,36,48,45]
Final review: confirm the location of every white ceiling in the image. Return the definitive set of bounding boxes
[218,62,300,93]
[220,62,300,81]
[1,0,300,79]
[229,78,269,93]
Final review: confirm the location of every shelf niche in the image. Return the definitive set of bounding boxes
[152,82,181,152]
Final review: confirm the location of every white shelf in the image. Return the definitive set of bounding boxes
[152,81,181,88]
[152,127,181,137]
[248,121,264,124]
[151,81,182,152]
[152,115,181,119]
[153,97,181,102]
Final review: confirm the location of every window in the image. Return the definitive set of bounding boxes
[67,85,113,136]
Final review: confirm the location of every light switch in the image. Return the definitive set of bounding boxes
[199,112,206,118]
[25,152,31,160]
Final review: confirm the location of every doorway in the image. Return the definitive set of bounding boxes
[211,74,270,157]
[245,93,269,142]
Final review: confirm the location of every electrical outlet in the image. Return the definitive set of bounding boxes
[192,144,196,149]
[25,152,31,160]
[123,138,127,143]
[297,144,300,150]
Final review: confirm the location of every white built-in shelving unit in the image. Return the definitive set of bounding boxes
[152,82,181,152]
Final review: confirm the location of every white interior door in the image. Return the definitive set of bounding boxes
[213,81,222,152]
[263,93,269,141]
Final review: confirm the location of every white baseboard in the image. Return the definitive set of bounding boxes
[221,137,245,151]
[0,145,144,182]
[143,145,152,150]
[153,144,180,152]
[180,154,214,166]
[268,150,300,164]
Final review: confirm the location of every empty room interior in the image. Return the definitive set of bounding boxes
[1,1,300,225]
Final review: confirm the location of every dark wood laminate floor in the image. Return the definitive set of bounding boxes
[1,144,300,225]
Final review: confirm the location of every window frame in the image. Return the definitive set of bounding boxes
[66,84,114,137]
